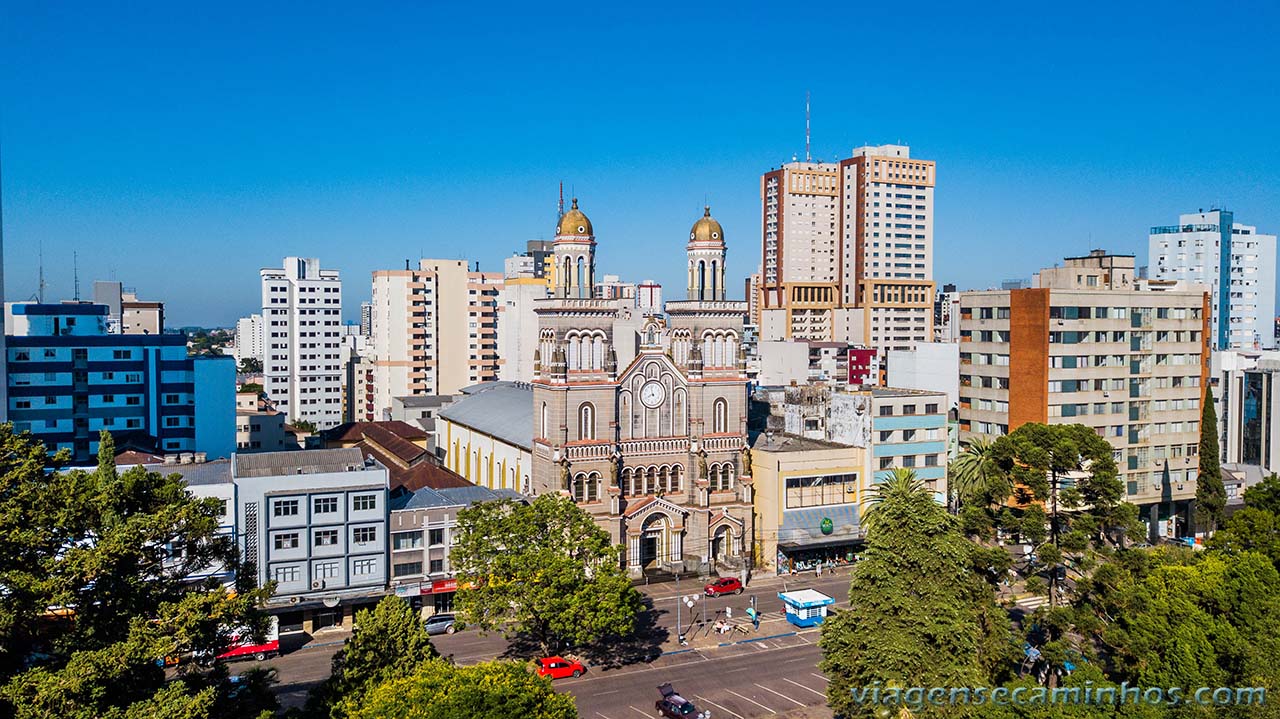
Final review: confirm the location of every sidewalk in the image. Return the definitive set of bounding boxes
[636,564,854,601]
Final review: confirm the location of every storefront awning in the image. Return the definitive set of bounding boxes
[778,535,864,550]
[778,505,863,547]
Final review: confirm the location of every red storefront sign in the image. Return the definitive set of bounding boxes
[431,578,458,594]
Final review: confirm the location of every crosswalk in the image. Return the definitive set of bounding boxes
[1015,594,1049,611]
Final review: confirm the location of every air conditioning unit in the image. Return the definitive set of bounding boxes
[312,580,325,590]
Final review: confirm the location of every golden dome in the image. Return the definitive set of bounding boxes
[556,197,593,237]
[689,205,725,246]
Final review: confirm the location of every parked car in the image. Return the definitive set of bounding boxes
[535,655,585,680]
[195,617,279,665]
[656,682,704,718]
[704,577,744,596]
[424,613,457,635]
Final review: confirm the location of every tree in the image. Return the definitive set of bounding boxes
[1243,473,1280,516]
[950,436,1011,511]
[1196,386,1226,533]
[237,358,262,374]
[450,494,643,654]
[290,420,318,434]
[0,427,273,717]
[991,423,1126,606]
[349,660,576,719]
[821,469,1014,718]
[238,383,264,397]
[305,596,438,718]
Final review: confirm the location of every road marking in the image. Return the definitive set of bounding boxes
[596,714,613,719]
[756,683,806,707]
[695,695,746,719]
[810,672,829,683]
[752,641,770,650]
[783,678,827,699]
[590,689,620,696]
[726,689,776,713]
[627,706,649,718]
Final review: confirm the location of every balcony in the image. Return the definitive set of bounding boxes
[620,438,689,456]
[565,443,613,461]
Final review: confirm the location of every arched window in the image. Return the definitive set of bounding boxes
[592,334,604,370]
[713,398,728,434]
[697,260,707,299]
[576,256,586,296]
[710,260,718,299]
[566,334,579,371]
[669,465,681,492]
[540,402,548,438]
[579,403,595,441]
[562,256,572,292]
[587,472,600,502]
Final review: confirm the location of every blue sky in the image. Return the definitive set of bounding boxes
[3,1,1278,326]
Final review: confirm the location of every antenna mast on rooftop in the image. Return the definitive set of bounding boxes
[73,251,80,301]
[805,91,811,162]
[558,182,565,218]
[38,241,46,304]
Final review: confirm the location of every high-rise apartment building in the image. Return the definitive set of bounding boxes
[5,301,235,461]
[234,313,264,365]
[359,301,373,338]
[958,250,1210,538]
[1149,209,1276,350]
[370,259,501,414]
[260,257,344,429]
[497,254,548,383]
[758,145,935,351]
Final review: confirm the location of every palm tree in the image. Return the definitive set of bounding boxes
[949,437,1011,510]
[863,467,927,529]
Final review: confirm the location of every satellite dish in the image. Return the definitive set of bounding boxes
[322,596,341,608]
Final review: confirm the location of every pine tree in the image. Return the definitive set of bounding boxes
[1196,386,1226,533]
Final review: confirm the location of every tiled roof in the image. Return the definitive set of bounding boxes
[321,421,427,443]
[144,459,233,486]
[354,444,471,492]
[361,423,427,465]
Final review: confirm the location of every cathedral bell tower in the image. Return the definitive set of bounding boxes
[553,198,596,299]
[687,205,726,301]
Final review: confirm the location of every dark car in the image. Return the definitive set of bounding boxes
[704,577,744,596]
[424,613,457,635]
[656,682,701,718]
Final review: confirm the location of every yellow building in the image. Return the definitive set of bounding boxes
[749,433,866,574]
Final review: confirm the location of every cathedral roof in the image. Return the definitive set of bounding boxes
[556,197,593,239]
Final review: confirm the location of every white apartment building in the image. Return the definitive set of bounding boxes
[497,255,549,383]
[234,313,264,364]
[1149,209,1276,350]
[758,145,936,350]
[260,258,343,429]
[371,260,502,415]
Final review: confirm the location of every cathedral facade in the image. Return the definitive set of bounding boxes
[530,200,754,576]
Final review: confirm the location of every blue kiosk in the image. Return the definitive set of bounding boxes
[778,589,836,627]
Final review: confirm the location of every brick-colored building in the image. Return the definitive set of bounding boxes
[531,201,753,576]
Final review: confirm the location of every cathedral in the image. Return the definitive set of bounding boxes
[530,199,754,576]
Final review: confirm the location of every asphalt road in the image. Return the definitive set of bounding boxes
[257,570,853,713]
[560,633,831,719]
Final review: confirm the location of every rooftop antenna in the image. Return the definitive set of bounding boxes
[73,251,80,301]
[37,242,47,303]
[558,182,564,218]
[805,91,811,162]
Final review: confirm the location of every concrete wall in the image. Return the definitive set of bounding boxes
[887,342,960,411]
[194,356,236,459]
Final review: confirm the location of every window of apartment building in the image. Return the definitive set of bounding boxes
[126,396,141,406]
[902,455,917,468]
[429,559,445,574]
[273,533,299,550]
[310,497,337,515]
[879,405,893,416]
[785,473,858,509]
[352,558,378,576]
[925,403,939,414]
[393,532,423,551]
[272,566,300,583]
[428,528,445,546]
[164,417,182,428]
[352,527,377,545]
[901,404,916,415]
[273,499,299,517]
[126,418,141,429]
[393,561,423,577]
[879,457,894,469]
[353,494,378,512]
[314,529,339,546]
[12,350,30,361]
[925,455,939,467]
[315,561,340,579]
[112,350,131,360]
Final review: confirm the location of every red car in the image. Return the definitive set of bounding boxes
[704,577,744,596]
[536,656,585,680]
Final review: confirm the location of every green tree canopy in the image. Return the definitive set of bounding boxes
[821,469,1015,718]
[450,494,643,654]
[304,596,439,719]
[0,427,273,717]
[349,660,576,719]
[951,436,1012,510]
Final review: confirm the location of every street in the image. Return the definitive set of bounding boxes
[260,569,853,715]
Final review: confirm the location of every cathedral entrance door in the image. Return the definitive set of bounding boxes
[639,514,667,569]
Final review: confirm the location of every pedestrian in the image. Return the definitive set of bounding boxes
[816,561,823,577]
